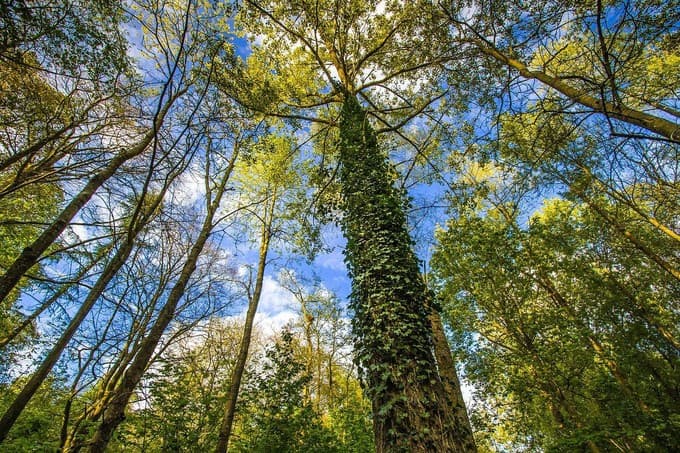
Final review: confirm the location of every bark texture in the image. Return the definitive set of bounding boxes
[430,310,477,452]
[215,221,271,453]
[338,95,466,452]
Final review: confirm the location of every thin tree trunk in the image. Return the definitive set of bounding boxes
[281,272,316,406]
[0,92,116,180]
[60,291,126,451]
[575,164,680,244]
[604,275,680,352]
[0,237,138,442]
[583,196,680,281]
[537,275,652,412]
[338,95,467,452]
[214,213,272,453]
[0,87,185,306]
[0,174,176,442]
[516,329,602,452]
[63,277,165,452]
[0,243,113,350]
[466,36,680,142]
[80,150,237,453]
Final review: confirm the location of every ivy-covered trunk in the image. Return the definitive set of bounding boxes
[338,95,465,452]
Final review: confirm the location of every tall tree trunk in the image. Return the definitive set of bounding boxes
[78,151,237,453]
[0,87,185,306]
[338,95,466,452]
[0,235,138,442]
[214,215,272,453]
[429,309,477,452]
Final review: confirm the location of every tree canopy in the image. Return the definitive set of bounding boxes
[0,0,677,451]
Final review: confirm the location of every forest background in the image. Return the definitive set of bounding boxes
[0,0,678,451]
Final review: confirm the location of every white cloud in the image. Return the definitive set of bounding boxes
[71,223,90,242]
[259,274,297,313]
[254,310,297,336]
[460,377,475,407]
[247,32,265,48]
[217,273,299,338]
[170,165,205,206]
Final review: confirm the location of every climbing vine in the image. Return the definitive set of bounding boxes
[338,95,464,452]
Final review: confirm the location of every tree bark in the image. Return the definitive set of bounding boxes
[429,309,477,452]
[78,150,237,453]
[0,87,185,306]
[214,215,271,453]
[338,95,467,452]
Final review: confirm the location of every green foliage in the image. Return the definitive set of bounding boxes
[3,0,678,450]
[224,2,468,444]
[433,194,680,451]
[434,7,680,442]
[231,329,340,453]
[121,360,225,452]
[0,0,130,79]
[110,313,373,452]
[0,85,64,368]
[235,133,300,197]
[280,273,376,451]
[451,0,680,131]
[0,57,66,282]
[0,377,70,452]
[233,129,324,259]
[326,383,374,453]
[114,320,244,452]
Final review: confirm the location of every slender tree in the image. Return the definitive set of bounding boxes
[0,87,189,443]
[77,125,242,452]
[215,132,301,452]
[0,84,188,306]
